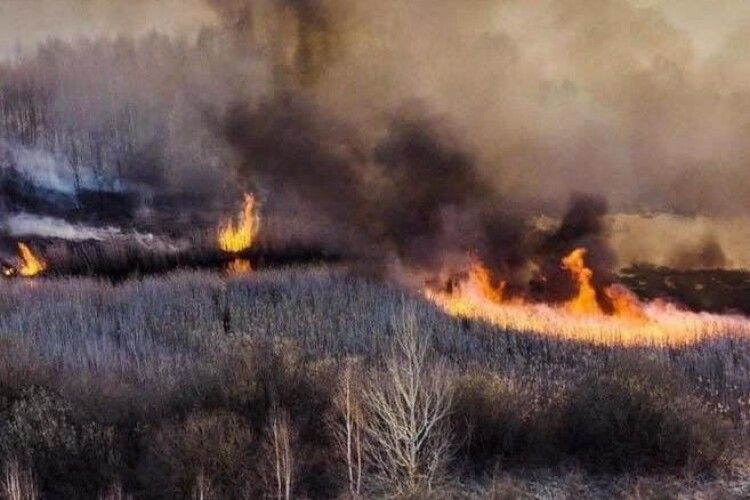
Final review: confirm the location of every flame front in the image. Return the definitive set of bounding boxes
[467,261,505,304]
[426,247,750,347]
[17,243,47,277]
[218,194,260,254]
[605,284,646,321]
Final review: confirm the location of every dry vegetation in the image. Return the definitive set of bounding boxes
[0,266,746,498]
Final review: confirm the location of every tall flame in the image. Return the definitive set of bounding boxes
[467,261,506,304]
[17,243,47,277]
[218,194,260,254]
[562,247,602,315]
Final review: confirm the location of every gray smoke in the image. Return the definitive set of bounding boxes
[0,0,748,277]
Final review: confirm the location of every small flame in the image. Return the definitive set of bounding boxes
[17,243,47,277]
[218,194,260,254]
[562,247,602,315]
[226,258,253,275]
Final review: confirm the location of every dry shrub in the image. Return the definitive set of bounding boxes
[0,387,119,498]
[451,374,535,471]
[218,340,341,497]
[481,475,533,500]
[138,410,258,498]
[554,358,731,473]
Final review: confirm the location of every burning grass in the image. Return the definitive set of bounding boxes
[427,248,750,347]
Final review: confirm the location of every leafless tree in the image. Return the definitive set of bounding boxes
[267,410,294,500]
[99,480,130,500]
[1,461,37,500]
[332,360,364,498]
[190,471,215,500]
[361,312,454,495]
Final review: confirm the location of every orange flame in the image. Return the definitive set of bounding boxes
[425,248,749,347]
[226,258,253,275]
[467,261,505,304]
[17,243,47,277]
[218,194,260,254]
[605,284,646,321]
[562,247,602,315]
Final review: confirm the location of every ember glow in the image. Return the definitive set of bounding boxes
[226,258,253,275]
[17,243,47,277]
[426,248,750,347]
[218,194,260,254]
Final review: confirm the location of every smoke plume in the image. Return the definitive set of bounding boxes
[2,0,750,276]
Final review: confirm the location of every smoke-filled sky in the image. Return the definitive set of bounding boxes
[3,0,750,270]
[2,0,748,59]
[633,0,750,56]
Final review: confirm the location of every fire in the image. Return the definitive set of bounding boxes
[605,284,646,321]
[17,243,47,277]
[562,247,601,315]
[425,247,750,347]
[466,261,505,304]
[226,258,253,275]
[218,194,260,254]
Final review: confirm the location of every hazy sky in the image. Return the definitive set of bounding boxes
[1,0,749,59]
[632,0,750,55]
[3,0,750,265]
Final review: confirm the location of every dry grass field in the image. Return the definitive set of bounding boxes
[0,266,747,498]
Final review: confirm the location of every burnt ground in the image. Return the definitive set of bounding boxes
[619,264,750,315]
[0,236,342,283]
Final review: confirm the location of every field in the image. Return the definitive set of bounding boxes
[0,266,749,498]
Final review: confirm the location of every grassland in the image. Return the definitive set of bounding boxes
[0,266,748,498]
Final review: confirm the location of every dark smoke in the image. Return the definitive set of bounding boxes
[218,86,615,301]
[669,236,727,270]
[526,195,614,302]
[3,0,745,282]
[220,96,528,274]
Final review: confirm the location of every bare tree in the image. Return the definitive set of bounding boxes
[2,461,37,500]
[332,360,364,498]
[267,410,294,500]
[361,312,454,495]
[190,471,215,500]
[99,480,129,500]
